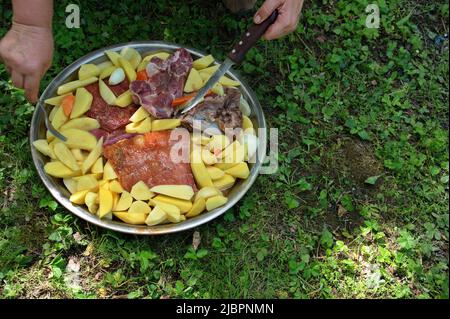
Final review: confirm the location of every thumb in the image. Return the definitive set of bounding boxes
[254,0,282,24]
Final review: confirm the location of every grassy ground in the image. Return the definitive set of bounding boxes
[0,0,448,299]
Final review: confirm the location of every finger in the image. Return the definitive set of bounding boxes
[254,0,282,24]
[11,70,25,89]
[24,73,40,103]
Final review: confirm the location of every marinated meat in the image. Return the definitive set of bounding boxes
[90,128,138,146]
[180,87,243,132]
[103,130,196,192]
[85,79,137,132]
[130,48,193,119]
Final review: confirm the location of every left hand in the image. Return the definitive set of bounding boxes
[254,0,304,40]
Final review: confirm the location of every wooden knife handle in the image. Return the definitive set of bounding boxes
[227,10,279,64]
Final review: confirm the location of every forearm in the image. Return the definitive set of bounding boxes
[12,0,53,28]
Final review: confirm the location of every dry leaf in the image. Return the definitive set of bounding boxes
[337,204,347,217]
[192,231,201,250]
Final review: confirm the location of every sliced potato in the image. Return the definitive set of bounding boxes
[213,174,236,191]
[151,119,181,131]
[224,162,250,179]
[120,47,142,70]
[51,105,68,130]
[46,130,55,142]
[33,139,55,159]
[201,148,217,165]
[149,185,194,201]
[184,68,203,93]
[118,57,136,82]
[242,115,253,131]
[109,180,124,193]
[76,175,98,192]
[61,117,100,131]
[194,186,222,201]
[69,189,89,205]
[185,197,206,218]
[78,64,101,80]
[211,82,224,96]
[54,143,80,171]
[96,61,113,72]
[114,211,147,225]
[218,140,245,163]
[98,186,113,218]
[152,195,192,213]
[219,76,240,87]
[145,205,167,226]
[125,117,152,134]
[165,208,182,223]
[105,50,121,66]
[60,129,97,151]
[213,162,240,170]
[142,52,170,62]
[70,88,93,119]
[206,166,225,180]
[191,134,210,145]
[81,137,103,174]
[70,149,85,162]
[128,200,151,215]
[201,64,219,75]
[199,71,211,82]
[129,106,150,123]
[45,93,71,106]
[136,60,149,72]
[91,157,103,174]
[190,150,214,188]
[192,55,214,70]
[115,90,133,107]
[206,195,228,211]
[148,199,180,216]
[85,192,99,214]
[63,178,78,194]
[208,134,230,153]
[48,105,60,122]
[115,191,133,211]
[130,181,154,200]
[57,76,98,95]
[103,161,117,180]
[99,78,116,105]
[99,65,117,79]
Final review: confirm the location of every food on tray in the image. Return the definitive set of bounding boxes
[33,46,258,226]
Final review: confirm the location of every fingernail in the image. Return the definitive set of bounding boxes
[254,15,261,24]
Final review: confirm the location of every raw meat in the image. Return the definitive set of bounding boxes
[103,130,196,192]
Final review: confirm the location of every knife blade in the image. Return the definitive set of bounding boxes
[180,9,279,114]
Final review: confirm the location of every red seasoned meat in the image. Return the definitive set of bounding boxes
[85,79,137,132]
[130,48,192,119]
[103,130,196,192]
[90,128,138,146]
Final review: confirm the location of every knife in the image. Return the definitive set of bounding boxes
[37,97,67,142]
[181,9,279,114]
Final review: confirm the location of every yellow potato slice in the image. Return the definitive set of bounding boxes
[33,139,55,159]
[99,79,116,105]
[211,82,224,96]
[184,68,203,93]
[206,195,228,211]
[81,137,103,174]
[129,106,150,123]
[103,161,117,180]
[114,211,148,225]
[54,143,80,171]
[224,162,250,179]
[70,149,85,162]
[151,119,181,131]
[76,175,98,192]
[219,76,240,87]
[130,181,154,200]
[119,57,137,81]
[125,117,152,134]
[91,157,103,174]
[78,64,101,80]
[105,50,121,66]
[60,117,100,131]
[194,186,223,201]
[190,150,214,188]
[148,199,181,216]
[201,148,217,165]
[242,115,253,130]
[115,191,133,211]
[96,61,113,72]
[98,186,113,218]
[136,60,149,72]
[99,65,117,79]
[85,192,99,213]
[63,178,78,194]
[199,71,211,82]
[51,106,68,130]
[213,174,236,191]
[191,134,211,145]
[60,129,97,151]
[142,52,170,62]
[70,87,93,119]
[165,208,182,223]
[192,55,214,70]
[115,90,133,107]
[69,189,89,205]
[57,76,98,95]
[128,200,151,215]
[120,47,142,70]
[206,166,225,180]
[218,141,245,163]
[207,135,230,153]
[152,195,192,213]
[201,64,219,75]
[149,185,194,201]
[109,180,124,193]
[186,197,206,218]
[45,93,72,106]
[145,205,167,226]
[213,162,240,170]
[112,191,119,210]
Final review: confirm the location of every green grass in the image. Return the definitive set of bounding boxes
[0,0,448,299]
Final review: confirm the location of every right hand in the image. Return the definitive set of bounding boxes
[0,22,53,102]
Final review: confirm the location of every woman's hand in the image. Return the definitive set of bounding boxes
[254,0,304,40]
[0,22,53,102]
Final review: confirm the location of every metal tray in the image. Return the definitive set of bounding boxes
[30,41,267,235]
